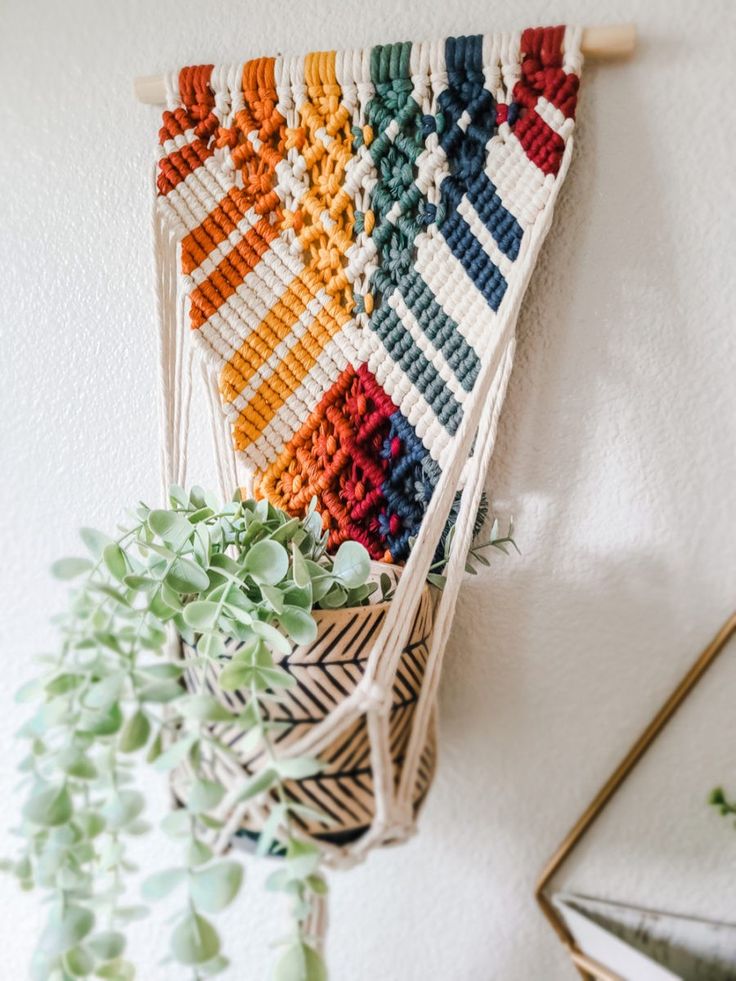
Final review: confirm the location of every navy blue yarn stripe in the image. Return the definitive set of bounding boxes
[370,302,463,434]
[434,36,509,311]
[399,268,480,392]
[441,183,508,310]
[464,172,523,261]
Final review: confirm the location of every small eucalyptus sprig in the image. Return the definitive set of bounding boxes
[709,787,736,826]
[10,487,373,981]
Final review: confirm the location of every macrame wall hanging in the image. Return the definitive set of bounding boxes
[150,22,584,946]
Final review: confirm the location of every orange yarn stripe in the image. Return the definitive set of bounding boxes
[187,220,277,327]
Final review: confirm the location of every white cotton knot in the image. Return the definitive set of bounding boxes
[359,681,389,715]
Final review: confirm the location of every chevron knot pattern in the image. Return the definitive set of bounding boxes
[156,26,581,563]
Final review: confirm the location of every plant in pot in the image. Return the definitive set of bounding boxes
[8,486,515,980]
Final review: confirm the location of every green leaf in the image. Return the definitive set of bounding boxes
[161,809,191,839]
[103,543,127,581]
[40,904,95,957]
[198,954,230,977]
[318,584,347,609]
[122,574,158,592]
[102,790,144,830]
[188,779,225,814]
[138,680,183,704]
[51,557,92,580]
[291,544,311,589]
[190,861,243,913]
[188,839,213,867]
[141,867,186,901]
[166,558,210,594]
[234,768,278,803]
[306,874,328,895]
[119,710,151,753]
[178,694,233,723]
[87,931,125,962]
[251,620,291,655]
[112,906,148,925]
[57,748,97,780]
[84,675,123,711]
[285,838,321,879]
[261,583,285,614]
[183,601,220,631]
[244,540,289,586]
[45,673,84,696]
[15,678,44,703]
[148,509,192,546]
[217,661,250,692]
[197,632,226,660]
[63,945,95,977]
[146,731,163,764]
[23,784,72,827]
[81,703,124,736]
[80,527,113,558]
[153,734,197,773]
[331,540,370,589]
[275,757,322,780]
[95,957,135,980]
[170,912,220,966]
[76,810,105,839]
[279,607,318,645]
[273,942,327,981]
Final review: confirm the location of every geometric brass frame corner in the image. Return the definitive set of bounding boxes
[535,611,736,981]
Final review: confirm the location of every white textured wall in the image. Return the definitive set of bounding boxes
[2,1,736,978]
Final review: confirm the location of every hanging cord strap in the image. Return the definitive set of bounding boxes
[153,169,194,500]
[153,166,240,502]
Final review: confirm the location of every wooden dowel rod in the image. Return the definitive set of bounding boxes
[133,23,636,105]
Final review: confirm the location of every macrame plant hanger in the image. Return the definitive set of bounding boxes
[142,22,635,954]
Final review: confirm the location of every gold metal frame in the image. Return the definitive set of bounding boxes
[535,612,736,981]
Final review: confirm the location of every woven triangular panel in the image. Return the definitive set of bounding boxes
[156,26,581,562]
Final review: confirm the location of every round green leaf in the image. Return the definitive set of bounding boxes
[279,607,318,645]
[141,867,186,901]
[170,912,220,966]
[62,945,94,977]
[81,703,123,736]
[166,558,209,594]
[183,601,220,631]
[79,527,112,558]
[23,785,72,827]
[197,632,225,660]
[273,942,327,981]
[119,710,151,753]
[190,861,243,914]
[177,694,233,723]
[102,790,144,830]
[187,779,225,815]
[86,931,125,962]
[217,662,250,692]
[103,543,127,582]
[40,904,95,957]
[148,510,192,547]
[275,757,323,780]
[51,557,92,581]
[330,540,370,589]
[251,620,291,655]
[153,734,197,773]
[95,957,135,980]
[244,540,289,586]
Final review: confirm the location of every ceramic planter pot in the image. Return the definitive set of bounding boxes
[173,566,438,847]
